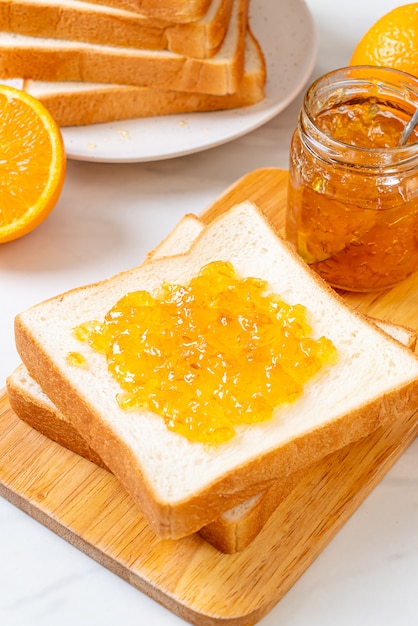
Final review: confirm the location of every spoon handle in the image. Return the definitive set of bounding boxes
[399,107,418,145]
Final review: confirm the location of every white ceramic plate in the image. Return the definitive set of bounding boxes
[60,0,317,162]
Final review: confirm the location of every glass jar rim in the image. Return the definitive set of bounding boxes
[301,65,418,163]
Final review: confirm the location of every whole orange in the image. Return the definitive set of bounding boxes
[350,4,418,77]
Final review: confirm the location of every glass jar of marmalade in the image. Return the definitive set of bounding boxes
[286,66,418,292]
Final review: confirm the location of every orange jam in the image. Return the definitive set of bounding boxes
[66,351,87,368]
[286,66,418,292]
[71,261,337,445]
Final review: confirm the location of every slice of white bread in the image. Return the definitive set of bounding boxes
[7,29,265,126]
[14,201,418,539]
[7,213,418,552]
[0,0,248,94]
[0,0,234,58]
[7,318,416,552]
[75,0,213,23]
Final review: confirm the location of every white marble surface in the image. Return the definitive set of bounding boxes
[1,1,417,624]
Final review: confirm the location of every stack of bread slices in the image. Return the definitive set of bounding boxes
[7,200,418,553]
[0,0,266,125]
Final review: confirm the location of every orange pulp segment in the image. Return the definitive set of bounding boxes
[0,83,66,243]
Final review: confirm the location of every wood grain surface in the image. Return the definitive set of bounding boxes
[1,168,418,626]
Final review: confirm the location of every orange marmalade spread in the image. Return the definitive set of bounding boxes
[286,66,418,292]
[70,261,337,445]
[313,102,418,149]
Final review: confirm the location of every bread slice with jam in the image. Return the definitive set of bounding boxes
[13,201,418,539]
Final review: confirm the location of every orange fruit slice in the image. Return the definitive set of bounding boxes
[350,4,418,77]
[0,83,66,243]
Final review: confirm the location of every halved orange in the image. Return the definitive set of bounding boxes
[0,83,66,243]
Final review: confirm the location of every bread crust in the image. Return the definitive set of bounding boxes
[6,367,108,471]
[198,465,308,552]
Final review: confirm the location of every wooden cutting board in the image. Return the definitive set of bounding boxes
[1,167,418,626]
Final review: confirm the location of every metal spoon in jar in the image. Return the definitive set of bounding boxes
[399,107,418,145]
